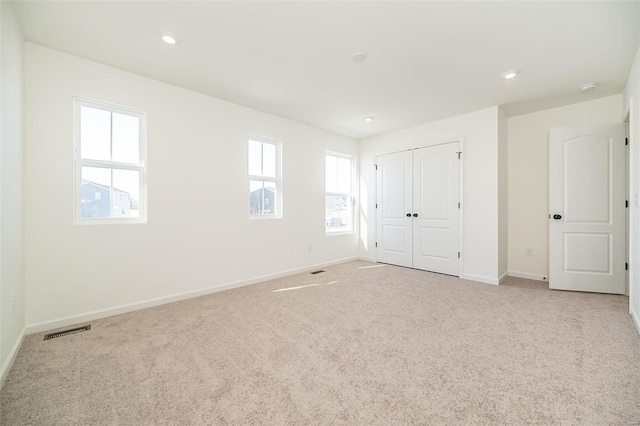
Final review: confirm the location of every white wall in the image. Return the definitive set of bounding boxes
[507,95,623,281]
[359,107,501,285]
[24,43,358,330]
[498,107,508,280]
[625,39,640,332]
[0,1,26,380]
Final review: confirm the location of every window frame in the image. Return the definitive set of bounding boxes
[73,97,147,225]
[325,151,355,235]
[248,135,283,219]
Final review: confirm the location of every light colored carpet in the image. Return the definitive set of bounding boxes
[2,260,639,425]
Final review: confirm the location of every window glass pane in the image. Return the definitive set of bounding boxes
[80,106,111,161]
[326,155,338,193]
[250,180,264,215]
[112,113,140,164]
[81,166,112,218]
[263,181,277,215]
[337,157,352,194]
[262,142,276,178]
[326,195,352,232]
[249,180,277,216]
[113,169,140,218]
[81,167,141,219]
[248,140,262,176]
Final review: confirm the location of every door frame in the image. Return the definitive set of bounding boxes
[625,108,631,297]
[373,137,464,278]
[624,100,634,306]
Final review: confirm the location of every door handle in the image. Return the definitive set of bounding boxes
[406,213,411,217]
[413,213,418,217]
[553,214,562,220]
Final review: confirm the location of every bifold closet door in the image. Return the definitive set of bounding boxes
[375,142,460,276]
[412,143,460,275]
[375,150,413,267]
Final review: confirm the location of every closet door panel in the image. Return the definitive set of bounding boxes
[375,151,413,267]
[412,143,460,275]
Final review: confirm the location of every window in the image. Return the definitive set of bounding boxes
[248,137,282,217]
[74,98,146,223]
[326,152,354,234]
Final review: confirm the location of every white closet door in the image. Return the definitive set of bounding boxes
[376,150,413,267]
[549,124,625,294]
[412,143,460,275]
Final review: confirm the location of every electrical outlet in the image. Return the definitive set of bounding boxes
[525,248,533,257]
[308,244,312,252]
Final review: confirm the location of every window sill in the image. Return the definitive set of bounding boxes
[74,218,147,225]
[326,230,354,236]
[250,215,282,220]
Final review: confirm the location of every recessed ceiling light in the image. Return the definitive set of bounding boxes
[352,52,367,63]
[365,116,374,122]
[160,32,179,45]
[580,83,597,92]
[502,70,519,80]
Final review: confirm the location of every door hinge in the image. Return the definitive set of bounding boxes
[458,252,460,259]
[457,152,462,159]
[626,262,628,271]
[626,200,629,208]
[375,242,378,248]
[374,164,378,170]
[626,137,629,146]
[375,203,378,209]
[458,202,461,209]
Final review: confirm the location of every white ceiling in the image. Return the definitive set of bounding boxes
[12,1,640,139]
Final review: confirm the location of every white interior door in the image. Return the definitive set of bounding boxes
[376,150,412,267]
[549,124,626,294]
[412,143,460,275]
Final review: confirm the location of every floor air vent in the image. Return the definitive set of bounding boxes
[43,325,91,341]
[310,270,325,275]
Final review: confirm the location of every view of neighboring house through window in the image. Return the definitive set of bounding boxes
[248,137,282,217]
[75,98,146,223]
[326,152,353,233]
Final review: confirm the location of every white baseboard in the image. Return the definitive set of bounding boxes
[0,327,26,390]
[26,256,359,335]
[508,270,548,282]
[462,274,499,286]
[358,256,375,262]
[631,306,640,336]
[498,271,508,284]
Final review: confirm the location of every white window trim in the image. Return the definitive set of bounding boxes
[73,97,148,225]
[248,135,283,219]
[325,151,355,235]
